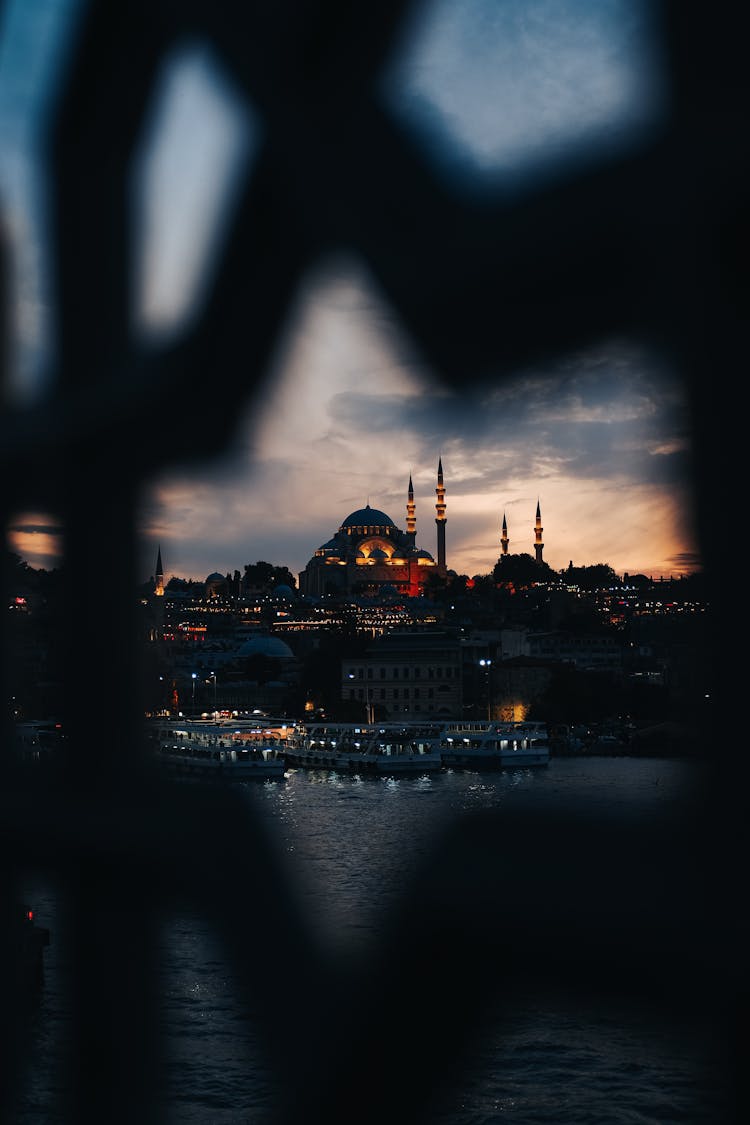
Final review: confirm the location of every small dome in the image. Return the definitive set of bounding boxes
[206,571,225,582]
[237,635,294,659]
[273,584,295,600]
[369,548,388,559]
[414,549,434,559]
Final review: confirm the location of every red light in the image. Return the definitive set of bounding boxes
[26,909,33,921]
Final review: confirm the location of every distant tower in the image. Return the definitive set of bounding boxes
[435,457,447,573]
[155,545,164,597]
[500,512,509,556]
[534,500,544,564]
[151,545,165,643]
[406,474,416,549]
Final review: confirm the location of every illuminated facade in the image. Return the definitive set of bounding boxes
[298,464,447,598]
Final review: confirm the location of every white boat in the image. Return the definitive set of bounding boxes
[282,722,444,776]
[438,720,550,769]
[147,719,287,780]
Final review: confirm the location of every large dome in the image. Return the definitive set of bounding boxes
[341,505,395,528]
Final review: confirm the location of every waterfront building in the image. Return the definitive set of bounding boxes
[341,631,462,721]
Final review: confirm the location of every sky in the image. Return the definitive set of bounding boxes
[1,0,701,584]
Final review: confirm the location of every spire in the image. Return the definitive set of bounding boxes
[435,457,447,573]
[500,512,509,556]
[406,474,416,547]
[155,544,164,597]
[534,499,544,565]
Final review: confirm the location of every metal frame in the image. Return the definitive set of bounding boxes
[1,2,744,1121]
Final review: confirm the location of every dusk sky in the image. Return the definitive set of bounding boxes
[1,0,701,584]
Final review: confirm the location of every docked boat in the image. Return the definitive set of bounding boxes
[438,720,550,769]
[147,719,287,781]
[282,722,444,776]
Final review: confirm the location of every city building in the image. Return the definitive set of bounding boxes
[526,630,623,673]
[341,632,462,721]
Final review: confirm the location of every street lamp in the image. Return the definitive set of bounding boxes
[479,658,493,721]
[191,672,197,712]
[210,671,217,717]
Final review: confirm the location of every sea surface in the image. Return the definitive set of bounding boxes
[15,756,734,1123]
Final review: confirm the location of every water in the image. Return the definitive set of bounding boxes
[15,756,733,1123]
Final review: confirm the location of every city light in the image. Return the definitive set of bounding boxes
[479,658,493,721]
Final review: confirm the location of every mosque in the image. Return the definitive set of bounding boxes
[298,460,448,598]
[150,460,546,603]
[298,461,546,599]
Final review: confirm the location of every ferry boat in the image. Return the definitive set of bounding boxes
[147,718,287,781]
[282,722,444,776]
[438,720,550,769]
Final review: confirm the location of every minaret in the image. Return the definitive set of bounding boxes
[155,545,164,597]
[534,500,544,564]
[435,457,447,573]
[406,475,416,549]
[500,512,509,556]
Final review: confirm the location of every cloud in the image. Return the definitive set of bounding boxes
[139,257,699,583]
[7,520,61,536]
[6,513,62,571]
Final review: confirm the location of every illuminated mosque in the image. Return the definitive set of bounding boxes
[149,462,546,604]
[298,460,448,598]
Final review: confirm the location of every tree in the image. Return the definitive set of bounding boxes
[243,561,297,590]
[244,561,275,587]
[270,565,297,590]
[563,562,619,590]
[493,553,556,588]
[166,576,190,591]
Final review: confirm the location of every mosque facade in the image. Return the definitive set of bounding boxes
[298,460,448,598]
